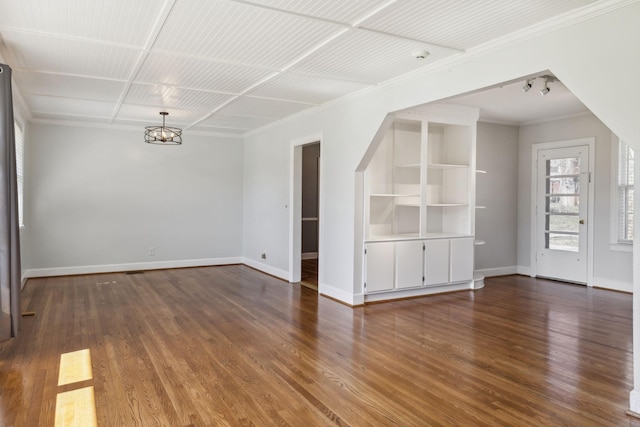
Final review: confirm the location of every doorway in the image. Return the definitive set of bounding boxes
[289,136,321,290]
[300,142,320,290]
[532,139,594,284]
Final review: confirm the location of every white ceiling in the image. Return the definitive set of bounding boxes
[0,0,603,135]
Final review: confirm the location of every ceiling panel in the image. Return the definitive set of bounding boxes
[13,71,126,102]
[117,104,205,125]
[360,0,597,50]
[199,114,277,130]
[25,95,115,119]
[136,52,274,94]
[0,0,160,46]
[124,84,234,112]
[0,31,140,79]
[234,0,392,24]
[216,96,312,119]
[247,71,372,104]
[153,0,343,69]
[189,125,248,135]
[289,29,454,83]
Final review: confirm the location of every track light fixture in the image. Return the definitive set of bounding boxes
[521,75,557,96]
[540,80,550,96]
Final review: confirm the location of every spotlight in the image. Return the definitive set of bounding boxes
[540,77,551,96]
[522,79,533,92]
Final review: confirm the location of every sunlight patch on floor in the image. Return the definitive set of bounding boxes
[58,349,93,386]
[55,386,97,427]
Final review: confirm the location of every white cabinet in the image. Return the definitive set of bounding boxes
[362,103,479,300]
[450,237,474,283]
[424,239,450,286]
[364,242,395,293]
[395,240,424,289]
[364,237,474,294]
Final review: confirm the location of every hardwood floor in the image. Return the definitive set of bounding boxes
[0,267,637,426]
[300,258,318,291]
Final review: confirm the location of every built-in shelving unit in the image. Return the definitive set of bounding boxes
[473,169,487,289]
[362,103,480,302]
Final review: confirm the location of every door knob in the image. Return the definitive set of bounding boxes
[579,219,585,224]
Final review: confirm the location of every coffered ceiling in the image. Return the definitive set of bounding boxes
[0,0,608,135]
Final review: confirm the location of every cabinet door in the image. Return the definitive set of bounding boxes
[395,240,424,289]
[424,239,450,285]
[365,242,395,293]
[450,237,474,283]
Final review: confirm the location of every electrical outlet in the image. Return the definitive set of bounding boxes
[261,253,266,259]
[148,246,155,256]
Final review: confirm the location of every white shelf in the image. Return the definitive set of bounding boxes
[474,239,486,246]
[476,205,486,209]
[426,203,468,207]
[371,193,420,197]
[476,169,487,174]
[396,163,421,168]
[427,163,469,169]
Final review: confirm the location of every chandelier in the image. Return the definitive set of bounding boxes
[145,112,182,145]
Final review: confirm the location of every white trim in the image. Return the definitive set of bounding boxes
[363,282,473,303]
[319,282,364,306]
[301,252,318,260]
[630,389,640,413]
[592,276,632,293]
[610,243,633,252]
[517,265,533,276]
[242,257,289,281]
[289,134,322,284]
[530,138,596,283]
[475,266,518,277]
[24,257,243,278]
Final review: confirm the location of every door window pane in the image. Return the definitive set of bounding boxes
[545,156,581,252]
[547,215,579,233]
[547,233,579,252]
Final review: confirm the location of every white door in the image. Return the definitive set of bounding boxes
[536,146,589,283]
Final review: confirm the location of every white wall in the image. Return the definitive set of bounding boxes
[23,123,244,276]
[475,122,519,275]
[517,113,632,290]
[242,3,640,305]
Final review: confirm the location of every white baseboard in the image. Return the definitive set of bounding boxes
[241,257,289,281]
[475,266,518,277]
[591,276,632,293]
[319,283,364,306]
[25,257,243,279]
[301,252,318,260]
[517,265,532,276]
[630,389,640,413]
[364,281,472,303]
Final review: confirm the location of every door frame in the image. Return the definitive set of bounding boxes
[530,137,595,285]
[289,133,323,283]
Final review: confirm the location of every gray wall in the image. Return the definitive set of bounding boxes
[517,113,632,288]
[23,123,244,273]
[475,122,519,273]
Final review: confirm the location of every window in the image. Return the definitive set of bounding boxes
[14,120,24,227]
[616,139,634,244]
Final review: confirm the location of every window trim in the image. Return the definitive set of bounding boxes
[14,119,24,229]
[610,133,633,251]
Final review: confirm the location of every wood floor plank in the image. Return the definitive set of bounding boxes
[0,266,638,426]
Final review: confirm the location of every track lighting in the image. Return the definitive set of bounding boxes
[540,76,551,96]
[521,75,557,96]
